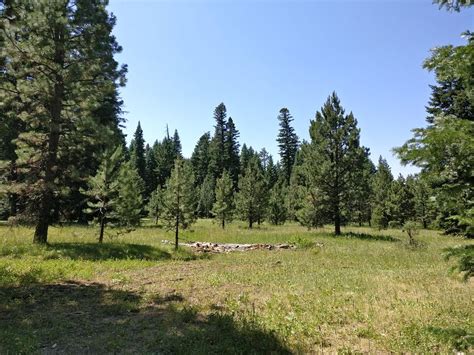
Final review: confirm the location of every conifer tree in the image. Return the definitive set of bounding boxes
[302,93,365,235]
[410,176,435,229]
[371,157,394,228]
[146,186,164,225]
[197,174,215,218]
[0,0,126,243]
[212,170,235,229]
[191,132,211,187]
[114,161,144,226]
[225,117,241,186]
[268,180,287,225]
[277,108,299,185]
[83,146,123,243]
[388,175,415,227]
[208,103,228,179]
[144,143,158,198]
[235,157,266,228]
[349,149,375,226]
[395,33,473,236]
[155,127,177,187]
[172,129,183,158]
[162,158,196,250]
[130,122,146,182]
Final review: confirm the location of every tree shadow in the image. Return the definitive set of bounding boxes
[341,232,400,243]
[0,279,292,354]
[45,243,174,261]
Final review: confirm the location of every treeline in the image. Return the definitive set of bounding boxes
[0,0,472,244]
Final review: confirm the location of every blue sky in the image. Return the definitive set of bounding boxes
[108,0,472,176]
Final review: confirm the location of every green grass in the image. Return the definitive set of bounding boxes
[0,220,472,353]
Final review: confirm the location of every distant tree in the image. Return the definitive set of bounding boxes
[348,149,375,226]
[268,180,287,225]
[235,157,267,228]
[83,147,123,243]
[146,186,164,225]
[144,143,158,198]
[130,122,146,182]
[114,161,144,227]
[277,108,299,185]
[265,155,279,191]
[0,0,126,243]
[191,132,211,187]
[302,93,365,235]
[240,144,251,172]
[225,117,241,186]
[371,157,394,229]
[197,174,215,218]
[162,159,196,250]
[409,176,436,229]
[388,175,415,226]
[155,127,177,187]
[172,129,183,158]
[208,103,228,179]
[212,170,235,229]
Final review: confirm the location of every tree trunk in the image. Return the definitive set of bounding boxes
[334,208,341,236]
[33,24,64,244]
[222,217,225,229]
[423,219,427,229]
[175,213,179,250]
[99,214,105,243]
[249,218,253,229]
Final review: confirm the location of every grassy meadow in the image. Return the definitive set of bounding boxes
[0,220,472,353]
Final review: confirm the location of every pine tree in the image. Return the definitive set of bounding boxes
[130,122,146,182]
[83,146,123,243]
[190,132,211,187]
[388,175,415,227]
[162,158,196,250]
[114,161,144,227]
[268,180,287,225]
[172,129,183,158]
[395,34,474,236]
[235,157,267,228]
[155,127,177,187]
[212,170,235,229]
[277,108,299,185]
[144,143,158,198]
[225,117,240,186]
[197,174,215,218]
[303,93,365,235]
[371,157,394,228]
[208,103,228,179]
[146,186,164,225]
[349,149,375,226]
[0,0,126,243]
[410,176,435,229]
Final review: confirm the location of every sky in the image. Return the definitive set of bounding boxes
[108,0,472,176]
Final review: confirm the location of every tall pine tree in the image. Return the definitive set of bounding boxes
[302,93,365,235]
[0,0,126,243]
[277,108,299,185]
[162,158,196,250]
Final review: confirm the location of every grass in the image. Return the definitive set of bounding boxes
[0,219,472,353]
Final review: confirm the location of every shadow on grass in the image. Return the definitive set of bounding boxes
[341,232,400,243]
[0,280,291,354]
[45,243,174,261]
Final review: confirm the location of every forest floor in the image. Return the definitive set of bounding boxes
[0,220,472,353]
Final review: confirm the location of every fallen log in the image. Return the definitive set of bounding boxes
[160,240,297,253]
